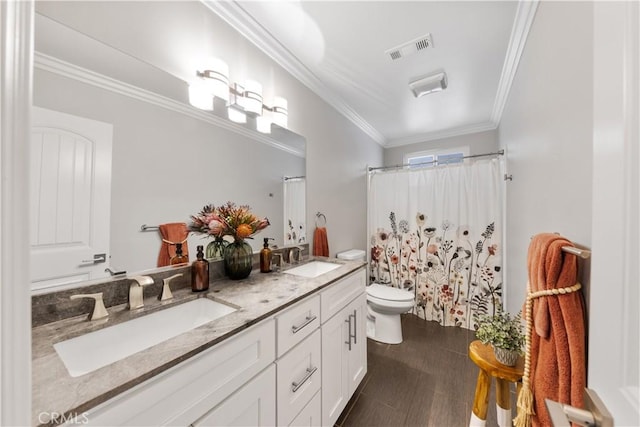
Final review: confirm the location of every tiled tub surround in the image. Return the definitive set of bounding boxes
[32,254,362,425]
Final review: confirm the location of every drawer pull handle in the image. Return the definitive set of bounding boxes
[291,314,317,334]
[291,366,318,392]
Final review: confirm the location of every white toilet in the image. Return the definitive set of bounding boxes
[365,284,414,344]
[336,249,415,345]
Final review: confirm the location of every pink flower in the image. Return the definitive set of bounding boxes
[488,244,498,256]
[427,244,438,254]
[208,219,224,236]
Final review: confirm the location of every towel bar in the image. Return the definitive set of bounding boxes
[140,224,159,232]
[561,246,591,259]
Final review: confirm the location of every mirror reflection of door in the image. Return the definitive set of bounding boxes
[283,177,306,246]
[31,107,113,291]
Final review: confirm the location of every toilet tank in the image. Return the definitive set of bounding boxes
[336,249,366,262]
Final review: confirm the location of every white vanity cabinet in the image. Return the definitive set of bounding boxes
[74,319,276,427]
[62,266,366,427]
[320,270,367,427]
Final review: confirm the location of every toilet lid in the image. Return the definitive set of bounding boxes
[367,284,414,302]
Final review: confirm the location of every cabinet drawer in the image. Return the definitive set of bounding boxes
[288,390,321,427]
[276,294,320,357]
[191,364,276,427]
[79,319,276,426]
[320,269,365,323]
[276,329,321,427]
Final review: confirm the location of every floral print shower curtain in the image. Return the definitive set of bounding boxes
[368,158,503,330]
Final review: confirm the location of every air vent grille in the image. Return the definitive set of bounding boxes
[385,33,433,61]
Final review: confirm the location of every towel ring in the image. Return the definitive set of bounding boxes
[316,212,327,227]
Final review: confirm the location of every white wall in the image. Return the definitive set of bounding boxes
[498,2,593,313]
[34,2,383,271]
[383,128,499,166]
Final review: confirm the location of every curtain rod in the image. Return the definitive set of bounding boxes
[368,149,505,173]
[284,175,306,181]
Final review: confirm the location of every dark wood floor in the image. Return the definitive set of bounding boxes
[337,313,514,427]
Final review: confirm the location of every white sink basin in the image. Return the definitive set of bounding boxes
[54,298,237,377]
[284,261,341,278]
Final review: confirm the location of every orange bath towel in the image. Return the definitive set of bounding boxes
[313,227,329,257]
[526,233,586,427]
[157,222,190,267]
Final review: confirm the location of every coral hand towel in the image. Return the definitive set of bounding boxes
[313,227,329,257]
[527,233,586,427]
[157,222,189,267]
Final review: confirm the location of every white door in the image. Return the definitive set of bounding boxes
[321,305,350,427]
[589,2,640,426]
[30,107,113,290]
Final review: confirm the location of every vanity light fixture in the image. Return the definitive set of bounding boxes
[409,71,448,98]
[188,58,289,134]
[188,80,214,111]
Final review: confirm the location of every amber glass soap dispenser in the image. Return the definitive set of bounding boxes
[170,242,189,265]
[260,238,274,273]
[191,245,209,292]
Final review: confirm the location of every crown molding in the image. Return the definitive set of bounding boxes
[491,0,539,124]
[385,121,498,148]
[34,52,305,158]
[201,0,386,146]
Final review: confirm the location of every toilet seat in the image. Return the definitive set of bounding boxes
[366,284,413,302]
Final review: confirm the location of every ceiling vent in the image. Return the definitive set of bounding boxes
[385,33,433,61]
[409,71,448,98]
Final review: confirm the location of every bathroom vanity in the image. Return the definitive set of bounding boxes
[31,259,366,426]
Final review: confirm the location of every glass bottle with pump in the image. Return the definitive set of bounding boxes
[260,238,274,273]
[191,245,209,292]
[170,242,189,266]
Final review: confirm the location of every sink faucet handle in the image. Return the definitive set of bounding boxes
[70,292,109,321]
[159,273,182,301]
[296,246,306,262]
[271,253,283,271]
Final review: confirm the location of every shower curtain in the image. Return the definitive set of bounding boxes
[368,157,503,330]
[284,178,306,245]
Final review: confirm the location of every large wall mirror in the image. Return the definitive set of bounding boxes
[31,4,306,292]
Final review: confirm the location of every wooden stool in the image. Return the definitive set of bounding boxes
[468,340,524,427]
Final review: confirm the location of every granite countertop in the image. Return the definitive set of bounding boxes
[32,257,365,426]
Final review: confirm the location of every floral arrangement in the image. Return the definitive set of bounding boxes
[189,202,270,242]
[475,310,525,353]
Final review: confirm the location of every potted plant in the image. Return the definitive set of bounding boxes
[475,310,525,366]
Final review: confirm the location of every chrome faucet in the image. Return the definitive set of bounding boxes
[70,292,109,321]
[128,276,153,310]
